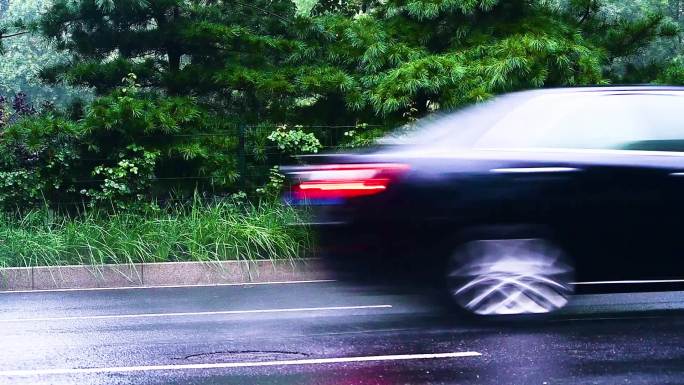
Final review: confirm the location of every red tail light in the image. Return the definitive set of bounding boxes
[291,163,410,201]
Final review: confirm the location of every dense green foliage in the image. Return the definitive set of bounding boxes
[0,77,222,210]
[29,0,678,122]
[291,0,677,124]
[37,0,302,120]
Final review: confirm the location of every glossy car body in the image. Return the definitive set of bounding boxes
[284,87,684,315]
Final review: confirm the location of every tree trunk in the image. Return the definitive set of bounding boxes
[154,5,182,94]
[168,52,181,73]
[167,5,182,74]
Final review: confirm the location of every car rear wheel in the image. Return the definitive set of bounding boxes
[447,237,574,316]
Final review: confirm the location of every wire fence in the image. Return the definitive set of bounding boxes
[204,123,390,189]
[171,123,342,188]
[25,123,395,208]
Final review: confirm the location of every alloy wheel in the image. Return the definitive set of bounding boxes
[448,238,574,316]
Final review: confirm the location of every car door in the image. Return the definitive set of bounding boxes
[564,155,680,284]
[490,92,684,286]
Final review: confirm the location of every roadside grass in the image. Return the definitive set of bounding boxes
[0,200,311,268]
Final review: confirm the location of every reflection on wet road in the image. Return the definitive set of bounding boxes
[2,280,684,384]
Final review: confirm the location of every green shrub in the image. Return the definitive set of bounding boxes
[0,111,81,211]
[0,76,248,211]
[267,125,322,154]
[82,145,159,209]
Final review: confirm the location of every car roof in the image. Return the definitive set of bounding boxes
[380,85,684,147]
[519,85,684,96]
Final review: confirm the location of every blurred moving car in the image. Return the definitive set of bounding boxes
[283,86,684,316]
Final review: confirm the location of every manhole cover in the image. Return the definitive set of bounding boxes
[177,350,310,362]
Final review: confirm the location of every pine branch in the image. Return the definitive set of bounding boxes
[0,31,30,39]
[578,1,595,25]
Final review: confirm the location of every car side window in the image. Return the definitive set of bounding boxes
[475,93,684,152]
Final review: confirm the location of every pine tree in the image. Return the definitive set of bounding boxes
[37,0,303,122]
[33,0,680,125]
[295,0,677,123]
[27,0,327,195]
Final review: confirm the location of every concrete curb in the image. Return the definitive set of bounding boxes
[0,259,329,291]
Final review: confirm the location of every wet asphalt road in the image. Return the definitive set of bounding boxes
[2,280,684,385]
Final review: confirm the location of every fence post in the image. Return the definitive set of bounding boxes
[238,123,246,191]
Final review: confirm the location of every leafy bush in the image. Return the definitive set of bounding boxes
[82,145,159,209]
[256,166,287,199]
[0,76,248,211]
[0,98,81,210]
[268,125,322,154]
[341,125,387,148]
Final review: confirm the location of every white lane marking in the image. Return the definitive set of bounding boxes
[572,279,684,285]
[0,279,336,294]
[0,352,481,377]
[553,315,665,323]
[490,167,580,174]
[0,305,392,323]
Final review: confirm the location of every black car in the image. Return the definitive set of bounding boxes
[283,86,684,316]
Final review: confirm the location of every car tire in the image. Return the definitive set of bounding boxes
[446,231,574,317]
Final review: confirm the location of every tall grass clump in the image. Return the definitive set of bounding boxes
[0,200,311,268]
